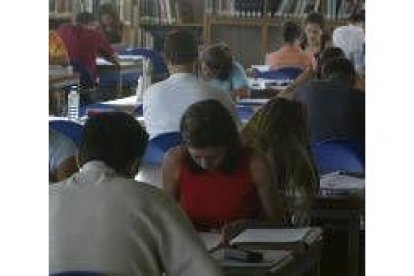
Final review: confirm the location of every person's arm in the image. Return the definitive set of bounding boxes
[230,62,251,99]
[249,150,284,223]
[95,30,121,69]
[155,190,223,276]
[162,147,182,201]
[277,67,315,99]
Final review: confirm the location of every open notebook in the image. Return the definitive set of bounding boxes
[229,227,322,250]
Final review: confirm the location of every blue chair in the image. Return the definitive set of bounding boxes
[142,132,183,166]
[255,67,303,82]
[49,120,84,148]
[79,103,119,117]
[50,272,103,276]
[237,105,255,122]
[312,138,365,175]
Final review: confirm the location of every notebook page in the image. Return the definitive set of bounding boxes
[230,228,312,244]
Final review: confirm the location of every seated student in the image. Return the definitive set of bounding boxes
[241,98,318,226]
[49,129,78,183]
[266,21,315,70]
[294,57,365,145]
[300,12,331,59]
[162,100,284,231]
[57,12,120,87]
[98,3,124,44]
[50,112,221,275]
[49,30,69,66]
[278,46,347,98]
[333,10,365,61]
[200,43,250,100]
[143,30,239,139]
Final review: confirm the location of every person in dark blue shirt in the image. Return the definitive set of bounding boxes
[295,57,365,146]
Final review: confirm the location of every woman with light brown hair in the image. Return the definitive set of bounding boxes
[241,98,318,226]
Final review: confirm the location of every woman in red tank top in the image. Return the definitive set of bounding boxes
[162,100,284,231]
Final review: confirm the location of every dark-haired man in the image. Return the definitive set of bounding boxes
[143,29,239,139]
[57,12,120,87]
[266,21,316,70]
[50,112,222,275]
[295,57,365,145]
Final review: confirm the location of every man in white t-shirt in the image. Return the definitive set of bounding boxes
[143,30,239,139]
[50,112,222,275]
[333,10,365,60]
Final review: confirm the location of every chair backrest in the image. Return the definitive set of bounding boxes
[311,138,364,175]
[70,60,94,88]
[255,67,303,81]
[49,120,84,148]
[50,272,103,276]
[142,132,183,166]
[237,105,255,123]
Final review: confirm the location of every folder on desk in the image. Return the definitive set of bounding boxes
[229,227,322,250]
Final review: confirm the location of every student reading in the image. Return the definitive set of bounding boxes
[162,100,284,231]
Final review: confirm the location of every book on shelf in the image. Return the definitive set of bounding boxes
[229,227,323,250]
[50,0,73,14]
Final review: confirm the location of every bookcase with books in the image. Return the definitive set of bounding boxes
[204,0,364,66]
[135,0,205,52]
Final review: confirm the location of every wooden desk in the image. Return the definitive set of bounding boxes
[49,73,80,89]
[312,193,364,276]
[96,58,143,98]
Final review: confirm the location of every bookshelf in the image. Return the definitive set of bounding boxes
[49,0,363,65]
[204,0,359,66]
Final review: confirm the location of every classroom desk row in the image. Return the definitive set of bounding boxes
[49,56,144,97]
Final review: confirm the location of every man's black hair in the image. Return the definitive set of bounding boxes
[80,112,149,177]
[164,29,198,65]
[283,21,302,44]
[349,10,365,23]
[321,57,356,85]
[305,12,325,29]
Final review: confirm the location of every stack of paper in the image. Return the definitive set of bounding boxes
[229,227,322,250]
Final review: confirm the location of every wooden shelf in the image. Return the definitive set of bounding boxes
[208,15,347,27]
[49,12,73,20]
[140,22,203,28]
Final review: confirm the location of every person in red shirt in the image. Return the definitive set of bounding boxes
[57,12,119,87]
[162,100,284,232]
